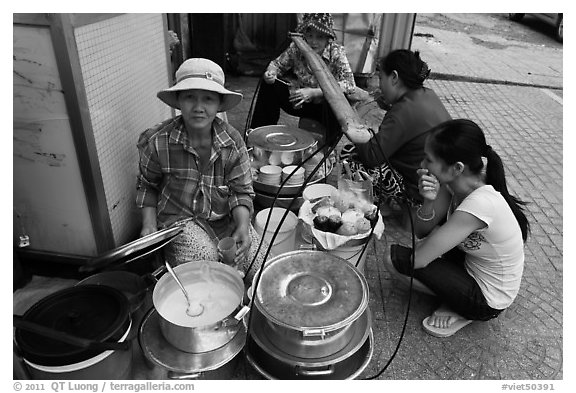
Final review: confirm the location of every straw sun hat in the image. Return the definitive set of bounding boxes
[157,58,242,112]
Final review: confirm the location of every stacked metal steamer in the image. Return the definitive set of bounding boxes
[245,250,373,379]
[248,125,328,211]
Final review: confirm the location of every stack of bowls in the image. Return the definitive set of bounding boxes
[281,166,305,186]
[258,165,282,186]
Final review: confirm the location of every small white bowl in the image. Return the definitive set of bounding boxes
[282,165,305,176]
[303,183,338,201]
[280,152,295,165]
[260,165,282,175]
[268,152,282,166]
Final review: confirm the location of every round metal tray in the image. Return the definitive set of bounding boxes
[139,309,246,373]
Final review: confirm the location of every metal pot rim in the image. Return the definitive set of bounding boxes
[153,261,245,330]
[247,125,317,152]
[254,251,369,332]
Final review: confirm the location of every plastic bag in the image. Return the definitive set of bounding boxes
[298,200,385,250]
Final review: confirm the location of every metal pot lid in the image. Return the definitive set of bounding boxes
[254,251,368,332]
[80,224,184,273]
[247,125,316,152]
[14,285,131,366]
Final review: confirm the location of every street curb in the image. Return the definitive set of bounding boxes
[430,72,563,91]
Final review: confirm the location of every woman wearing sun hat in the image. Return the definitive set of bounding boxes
[136,58,267,281]
[249,13,356,146]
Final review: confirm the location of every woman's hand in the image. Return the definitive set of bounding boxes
[417,168,440,201]
[263,69,277,84]
[140,225,157,237]
[289,87,320,107]
[232,225,251,266]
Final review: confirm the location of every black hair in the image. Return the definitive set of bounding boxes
[428,119,530,242]
[378,49,431,89]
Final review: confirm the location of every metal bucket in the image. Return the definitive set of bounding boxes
[153,261,249,353]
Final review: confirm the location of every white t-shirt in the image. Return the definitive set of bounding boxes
[455,185,525,309]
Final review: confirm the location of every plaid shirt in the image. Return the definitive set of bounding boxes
[136,116,254,228]
[269,41,356,96]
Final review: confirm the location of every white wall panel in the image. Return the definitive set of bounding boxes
[75,14,172,246]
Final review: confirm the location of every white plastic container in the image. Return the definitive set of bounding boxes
[302,183,337,201]
[255,208,299,257]
[314,236,371,274]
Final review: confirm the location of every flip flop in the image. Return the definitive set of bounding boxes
[422,314,473,338]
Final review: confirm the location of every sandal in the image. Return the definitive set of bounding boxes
[422,309,472,338]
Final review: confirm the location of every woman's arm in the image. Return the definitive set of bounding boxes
[413,185,452,238]
[414,211,486,268]
[136,130,163,236]
[231,205,251,264]
[330,43,356,95]
[225,138,255,215]
[140,207,158,237]
[353,113,404,167]
[269,43,297,77]
[221,126,255,263]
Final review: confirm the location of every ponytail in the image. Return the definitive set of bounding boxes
[484,144,530,242]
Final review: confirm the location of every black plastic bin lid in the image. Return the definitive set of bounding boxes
[14,285,130,367]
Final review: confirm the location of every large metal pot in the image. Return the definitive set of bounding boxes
[153,261,249,353]
[248,125,325,210]
[13,285,133,380]
[250,250,369,359]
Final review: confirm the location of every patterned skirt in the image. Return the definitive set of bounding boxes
[164,219,271,283]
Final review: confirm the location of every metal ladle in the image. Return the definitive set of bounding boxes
[164,261,204,317]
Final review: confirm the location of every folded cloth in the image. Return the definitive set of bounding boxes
[298,200,385,250]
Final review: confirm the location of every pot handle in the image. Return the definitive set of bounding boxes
[141,265,167,285]
[296,365,335,377]
[13,315,131,352]
[168,371,203,380]
[221,305,250,328]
